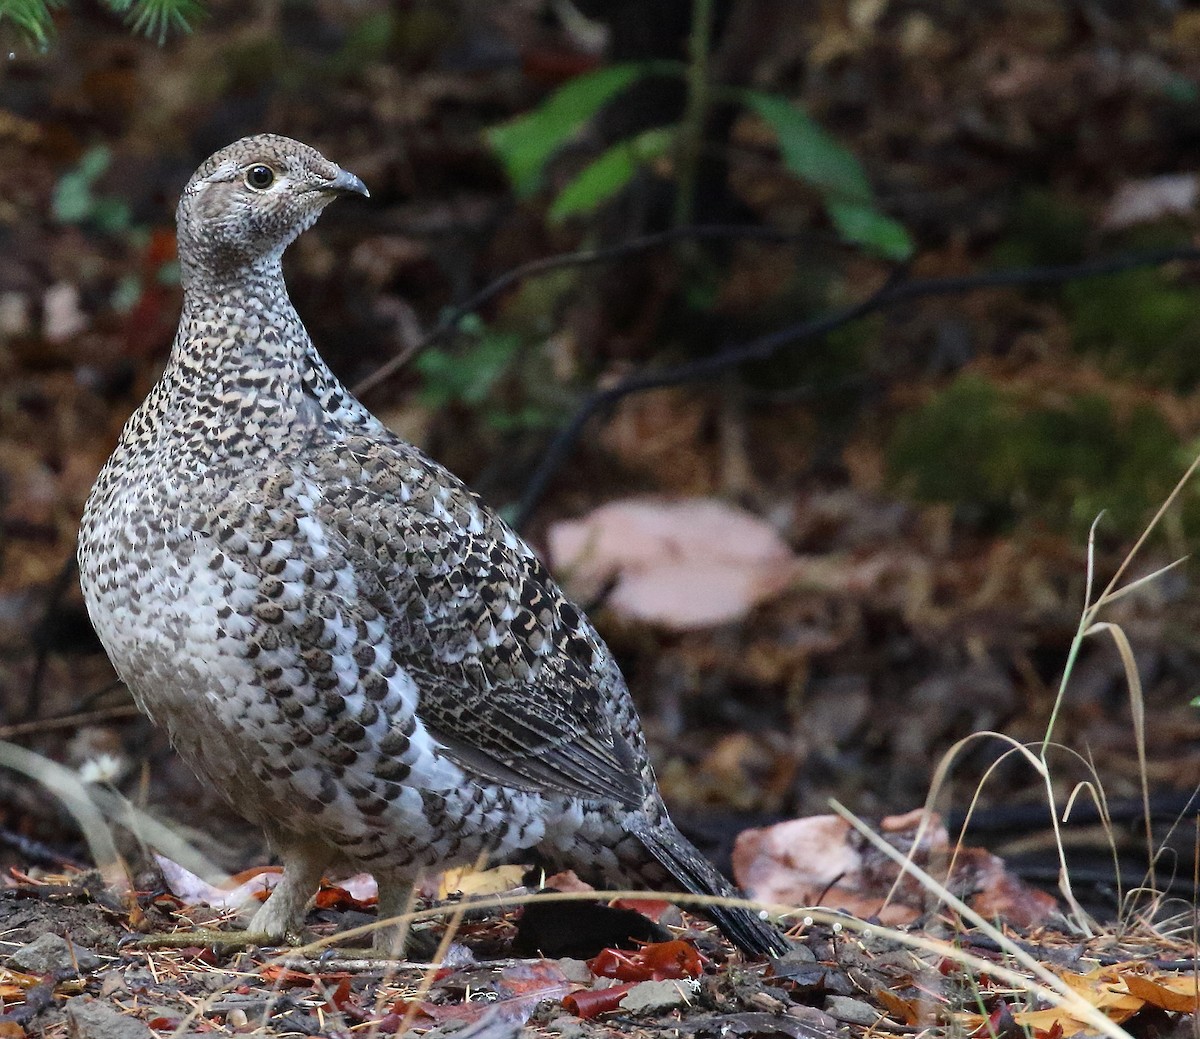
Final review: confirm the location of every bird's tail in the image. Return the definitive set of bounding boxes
[625,815,791,958]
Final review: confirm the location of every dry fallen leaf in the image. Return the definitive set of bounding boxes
[1119,970,1200,1013]
[1101,173,1198,229]
[733,810,1058,928]
[546,497,795,629]
[438,864,527,898]
[960,964,1146,1037]
[732,815,877,915]
[155,854,275,909]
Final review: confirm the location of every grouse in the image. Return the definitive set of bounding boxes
[77,134,790,957]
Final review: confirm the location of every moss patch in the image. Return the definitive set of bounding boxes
[887,374,1187,535]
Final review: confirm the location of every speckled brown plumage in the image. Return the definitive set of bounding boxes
[77,134,789,958]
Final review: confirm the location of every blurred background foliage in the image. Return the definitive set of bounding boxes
[5,0,1200,849]
[4,0,1200,541]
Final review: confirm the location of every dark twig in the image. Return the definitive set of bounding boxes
[513,244,1200,529]
[350,224,831,399]
[0,704,142,742]
[0,827,88,870]
[963,933,1200,971]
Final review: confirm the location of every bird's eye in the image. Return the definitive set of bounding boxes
[245,165,275,190]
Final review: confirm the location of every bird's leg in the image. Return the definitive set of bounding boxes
[139,848,332,951]
[372,877,417,957]
[246,846,330,943]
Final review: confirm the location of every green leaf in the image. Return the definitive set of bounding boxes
[742,90,872,205]
[51,171,92,223]
[78,145,111,181]
[549,126,675,222]
[121,0,203,43]
[487,62,656,197]
[826,199,914,260]
[51,146,113,225]
[110,273,142,314]
[415,332,522,409]
[0,0,58,46]
[1164,73,1200,105]
[90,197,132,234]
[156,259,181,286]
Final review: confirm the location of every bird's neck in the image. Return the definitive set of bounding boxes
[149,264,362,460]
[174,262,313,371]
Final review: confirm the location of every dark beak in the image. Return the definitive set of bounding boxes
[327,168,370,198]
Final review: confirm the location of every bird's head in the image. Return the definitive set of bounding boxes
[176,133,368,287]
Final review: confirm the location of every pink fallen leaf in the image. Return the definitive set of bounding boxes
[42,282,88,343]
[1101,174,1198,229]
[733,810,1058,928]
[546,497,795,630]
[543,870,594,893]
[154,854,276,909]
[731,816,883,917]
[333,872,378,902]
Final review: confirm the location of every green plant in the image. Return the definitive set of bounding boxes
[51,145,178,313]
[887,374,1187,535]
[486,26,912,261]
[1,0,202,45]
[1065,267,1200,390]
[414,316,560,433]
[990,188,1089,270]
[51,145,132,234]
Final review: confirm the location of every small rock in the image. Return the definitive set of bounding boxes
[10,934,101,975]
[545,1015,589,1039]
[553,958,593,984]
[65,997,152,1039]
[98,971,126,997]
[825,995,881,1026]
[748,990,788,1013]
[208,994,274,1015]
[619,979,693,1014]
[788,1004,838,1030]
[773,946,818,967]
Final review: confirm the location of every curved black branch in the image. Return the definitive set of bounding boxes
[513,244,1200,530]
[351,224,833,399]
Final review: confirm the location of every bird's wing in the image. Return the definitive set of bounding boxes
[220,431,647,808]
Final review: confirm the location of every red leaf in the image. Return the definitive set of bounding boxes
[976,1001,1020,1039]
[498,959,573,998]
[314,884,376,912]
[260,965,352,990]
[588,940,706,982]
[325,977,355,1012]
[563,983,636,1019]
[388,999,438,1027]
[260,965,317,987]
[611,897,672,922]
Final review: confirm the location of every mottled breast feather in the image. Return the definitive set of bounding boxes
[200,426,647,809]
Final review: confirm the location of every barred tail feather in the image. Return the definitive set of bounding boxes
[626,817,791,958]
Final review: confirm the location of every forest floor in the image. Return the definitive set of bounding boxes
[5,1,1200,1036]
[2,865,1198,1039]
